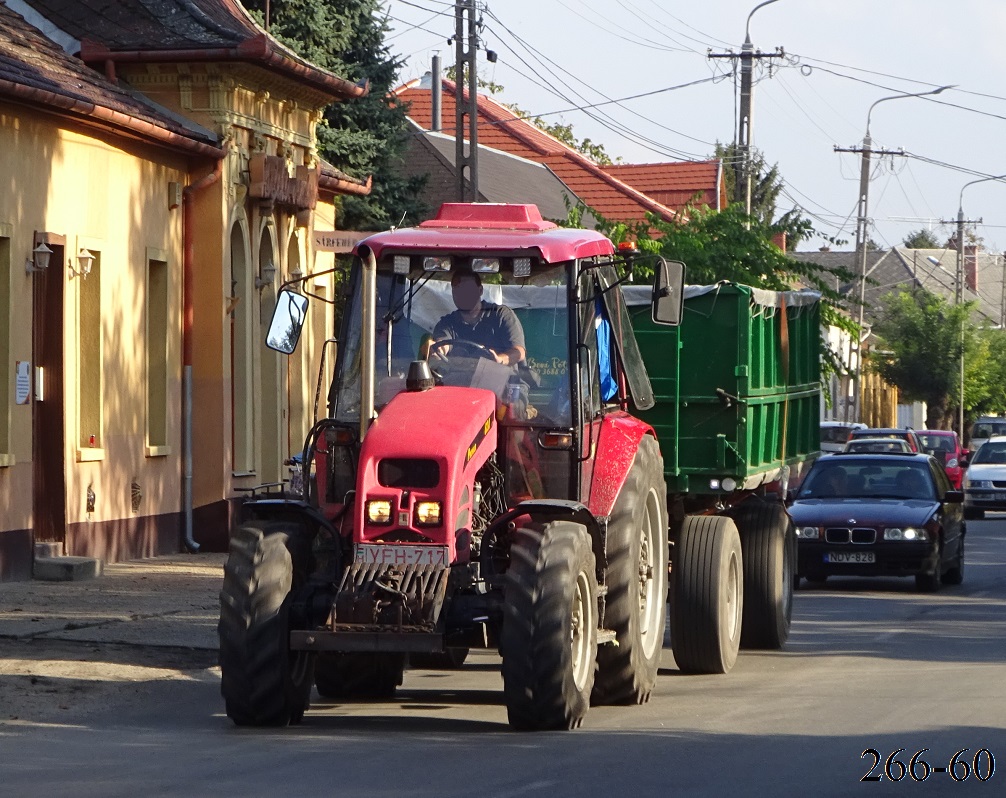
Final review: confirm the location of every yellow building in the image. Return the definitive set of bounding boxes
[0,0,370,580]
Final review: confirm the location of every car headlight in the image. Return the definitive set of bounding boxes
[946,458,958,468]
[796,526,820,539]
[366,499,393,524]
[884,527,928,541]
[415,501,442,526]
[966,480,993,489]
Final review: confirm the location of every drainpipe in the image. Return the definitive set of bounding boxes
[181,146,227,552]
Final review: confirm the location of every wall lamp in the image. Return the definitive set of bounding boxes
[255,261,277,289]
[26,242,52,274]
[68,248,95,280]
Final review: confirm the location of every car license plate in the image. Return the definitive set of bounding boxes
[354,543,450,566]
[826,551,876,564]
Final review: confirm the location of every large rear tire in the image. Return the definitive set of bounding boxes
[314,653,405,699]
[219,522,314,726]
[593,435,668,705]
[501,521,598,731]
[731,501,794,650]
[671,515,743,674]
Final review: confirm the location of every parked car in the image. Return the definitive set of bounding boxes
[820,421,868,453]
[790,452,965,591]
[848,427,922,453]
[968,416,1006,453]
[917,429,967,489]
[963,435,1006,519]
[844,437,913,454]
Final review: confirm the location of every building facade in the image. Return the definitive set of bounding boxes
[0,0,369,579]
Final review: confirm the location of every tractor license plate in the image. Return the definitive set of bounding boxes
[354,544,450,567]
[826,551,875,564]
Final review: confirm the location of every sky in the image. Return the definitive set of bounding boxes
[382,0,1006,254]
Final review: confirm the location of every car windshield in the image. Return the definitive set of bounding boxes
[331,261,572,426]
[797,460,936,501]
[846,440,908,453]
[972,422,1006,439]
[970,442,1006,465]
[821,426,855,444]
[918,433,953,455]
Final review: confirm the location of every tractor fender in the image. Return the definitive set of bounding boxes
[587,412,656,518]
[491,499,604,574]
[242,498,341,539]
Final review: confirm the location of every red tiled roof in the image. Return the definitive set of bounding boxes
[603,161,723,211]
[396,79,724,224]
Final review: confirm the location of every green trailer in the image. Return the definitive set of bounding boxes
[627,282,821,501]
[625,281,822,672]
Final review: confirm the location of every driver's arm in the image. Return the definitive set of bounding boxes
[492,306,526,367]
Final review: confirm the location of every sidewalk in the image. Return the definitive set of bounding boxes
[0,553,225,651]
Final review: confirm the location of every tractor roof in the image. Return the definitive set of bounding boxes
[356,203,615,264]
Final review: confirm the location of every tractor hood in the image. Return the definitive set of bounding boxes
[355,386,498,561]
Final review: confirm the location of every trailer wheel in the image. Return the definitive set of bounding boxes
[501,521,598,731]
[671,515,743,674]
[219,522,314,726]
[593,435,668,705]
[314,652,405,699]
[731,501,794,650]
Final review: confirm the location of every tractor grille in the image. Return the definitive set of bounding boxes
[825,527,877,544]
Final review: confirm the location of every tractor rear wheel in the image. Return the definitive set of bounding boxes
[671,515,743,674]
[731,501,794,650]
[501,521,598,731]
[593,435,668,705]
[219,522,314,726]
[314,653,406,699]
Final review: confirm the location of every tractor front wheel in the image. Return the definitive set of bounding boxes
[218,522,314,726]
[501,521,598,731]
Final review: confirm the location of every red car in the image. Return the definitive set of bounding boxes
[917,430,967,489]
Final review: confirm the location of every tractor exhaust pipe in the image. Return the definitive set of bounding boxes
[359,245,377,440]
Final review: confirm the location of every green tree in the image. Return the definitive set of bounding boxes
[872,289,980,429]
[903,228,941,249]
[714,142,782,227]
[242,0,426,230]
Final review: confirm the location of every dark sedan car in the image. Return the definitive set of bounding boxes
[790,453,965,591]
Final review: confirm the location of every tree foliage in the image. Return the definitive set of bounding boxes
[871,289,980,429]
[714,142,782,227]
[241,0,426,230]
[903,228,942,249]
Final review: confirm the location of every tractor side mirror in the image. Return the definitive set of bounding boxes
[266,289,309,354]
[652,258,684,326]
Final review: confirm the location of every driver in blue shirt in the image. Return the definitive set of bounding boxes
[434,267,526,367]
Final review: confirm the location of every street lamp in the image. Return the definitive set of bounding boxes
[850,84,955,424]
[955,175,1006,438]
[736,0,783,215]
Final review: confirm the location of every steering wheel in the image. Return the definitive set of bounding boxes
[427,337,495,362]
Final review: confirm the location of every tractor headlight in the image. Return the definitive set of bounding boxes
[415,501,442,526]
[884,527,927,541]
[367,500,393,525]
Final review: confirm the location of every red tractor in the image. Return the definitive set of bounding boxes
[219,203,683,730]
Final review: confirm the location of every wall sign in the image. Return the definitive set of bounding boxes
[15,361,30,405]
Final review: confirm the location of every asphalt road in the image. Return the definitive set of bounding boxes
[3,520,1005,797]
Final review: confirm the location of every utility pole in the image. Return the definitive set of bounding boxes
[833,141,904,423]
[708,1,784,216]
[454,0,479,202]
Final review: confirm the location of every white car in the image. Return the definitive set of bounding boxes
[820,421,868,454]
[963,435,1006,519]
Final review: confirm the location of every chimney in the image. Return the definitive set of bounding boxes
[771,231,787,253]
[965,245,977,293]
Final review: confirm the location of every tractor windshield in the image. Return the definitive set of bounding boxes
[331,259,573,427]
